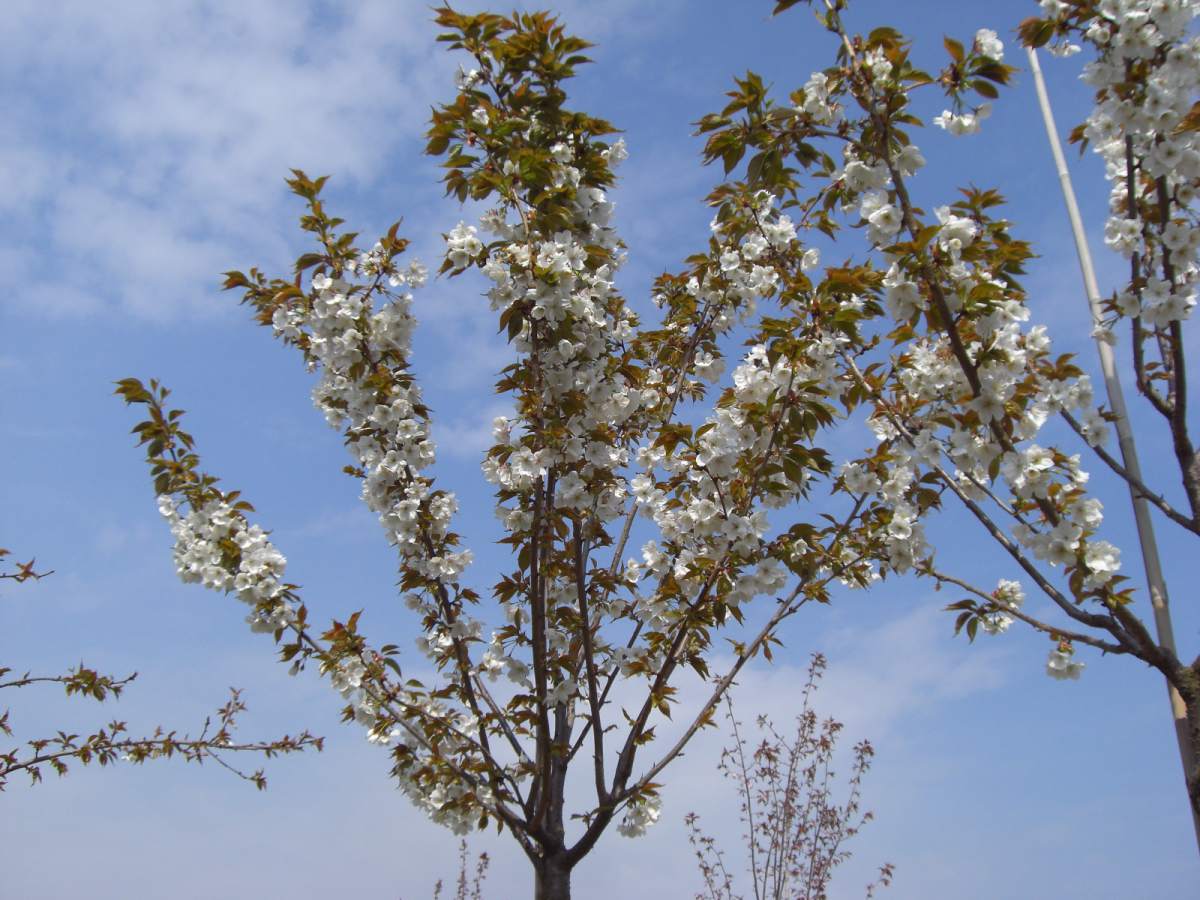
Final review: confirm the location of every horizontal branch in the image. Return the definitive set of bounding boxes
[917,563,1126,655]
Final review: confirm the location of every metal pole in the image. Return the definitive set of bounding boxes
[1027,46,1199,851]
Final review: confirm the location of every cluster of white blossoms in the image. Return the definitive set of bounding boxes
[157,495,296,635]
[468,133,657,706]
[149,240,502,838]
[263,223,507,829]
[1046,645,1085,680]
[378,695,499,836]
[272,249,479,622]
[839,142,924,249]
[866,296,1118,591]
[158,464,491,835]
[616,794,662,838]
[815,49,1125,668]
[326,632,502,835]
[980,578,1026,635]
[469,119,835,729]
[446,222,483,269]
[693,191,816,333]
[624,190,855,624]
[1064,0,1200,327]
[932,29,1004,136]
[974,27,1005,60]
[932,104,991,137]
[795,69,841,124]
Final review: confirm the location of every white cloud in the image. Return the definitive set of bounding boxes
[2,0,692,322]
[434,399,513,461]
[282,504,379,544]
[814,601,1012,732]
[93,520,156,556]
[2,0,453,319]
[563,601,1012,899]
[415,277,518,393]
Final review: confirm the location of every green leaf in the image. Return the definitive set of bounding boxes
[972,79,998,99]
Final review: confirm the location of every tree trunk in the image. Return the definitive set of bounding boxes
[534,854,572,900]
[1183,671,1200,841]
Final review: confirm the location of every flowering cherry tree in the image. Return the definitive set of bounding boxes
[697,0,1199,831]
[117,0,1200,894]
[118,10,879,897]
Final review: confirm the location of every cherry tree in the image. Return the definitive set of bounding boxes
[118,9,878,897]
[692,0,1200,837]
[115,0,1199,894]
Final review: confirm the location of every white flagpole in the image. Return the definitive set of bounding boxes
[1027,45,1199,850]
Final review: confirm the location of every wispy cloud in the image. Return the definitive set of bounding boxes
[434,399,513,462]
[2,0,454,320]
[415,277,517,394]
[563,601,1013,898]
[2,0,692,323]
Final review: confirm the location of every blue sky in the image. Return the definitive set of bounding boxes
[2,0,1198,897]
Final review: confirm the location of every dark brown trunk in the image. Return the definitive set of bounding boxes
[534,854,571,900]
[1176,664,1200,853]
[1185,683,1200,828]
